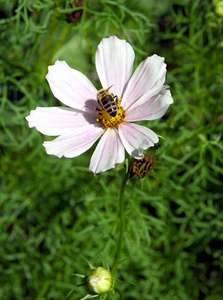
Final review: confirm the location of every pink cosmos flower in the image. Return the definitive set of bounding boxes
[26,36,173,174]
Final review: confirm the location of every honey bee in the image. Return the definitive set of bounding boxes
[97,86,118,117]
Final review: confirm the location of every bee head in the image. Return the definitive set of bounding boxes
[97,89,107,100]
[97,85,114,100]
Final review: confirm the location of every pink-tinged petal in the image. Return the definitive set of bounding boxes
[89,128,125,174]
[95,36,135,97]
[122,55,167,110]
[26,107,97,136]
[46,60,98,113]
[43,125,104,158]
[116,135,125,164]
[118,123,158,159]
[125,88,173,122]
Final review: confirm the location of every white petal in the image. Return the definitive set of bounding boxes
[89,128,125,174]
[125,88,173,122]
[116,134,125,164]
[26,107,97,136]
[118,123,159,159]
[95,36,135,97]
[46,60,98,113]
[43,125,104,158]
[122,55,167,110]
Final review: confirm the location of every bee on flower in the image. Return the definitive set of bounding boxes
[26,36,173,174]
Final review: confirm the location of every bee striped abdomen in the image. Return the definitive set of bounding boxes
[97,87,118,117]
[96,87,125,129]
[101,95,117,117]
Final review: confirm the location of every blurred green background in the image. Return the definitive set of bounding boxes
[0,0,223,299]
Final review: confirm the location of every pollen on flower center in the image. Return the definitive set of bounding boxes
[95,98,125,129]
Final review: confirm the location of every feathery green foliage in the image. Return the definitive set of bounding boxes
[0,0,223,299]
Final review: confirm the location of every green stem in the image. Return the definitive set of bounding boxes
[113,171,129,268]
[116,288,125,300]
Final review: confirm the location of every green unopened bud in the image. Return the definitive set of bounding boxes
[214,0,223,16]
[87,267,112,294]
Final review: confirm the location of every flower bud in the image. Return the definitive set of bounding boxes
[129,154,155,178]
[214,1,223,16]
[87,267,112,294]
[66,0,84,22]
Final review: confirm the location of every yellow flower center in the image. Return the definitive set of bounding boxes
[95,98,125,129]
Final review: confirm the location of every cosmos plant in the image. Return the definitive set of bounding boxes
[26,36,173,174]
[25,36,174,299]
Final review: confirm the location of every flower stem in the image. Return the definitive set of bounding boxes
[113,170,129,269]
